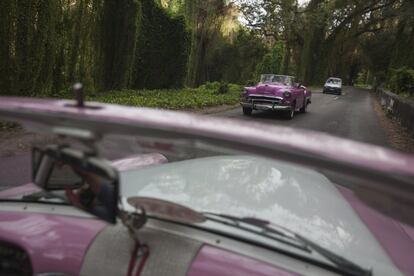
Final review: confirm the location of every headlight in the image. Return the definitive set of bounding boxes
[283,91,291,98]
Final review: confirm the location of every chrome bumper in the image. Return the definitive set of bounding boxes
[240,102,291,111]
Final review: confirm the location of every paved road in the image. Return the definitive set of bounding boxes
[0,86,388,189]
[215,86,389,147]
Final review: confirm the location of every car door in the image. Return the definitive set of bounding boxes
[292,86,305,109]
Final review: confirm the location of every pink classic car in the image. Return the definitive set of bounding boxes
[240,74,312,119]
[0,97,414,276]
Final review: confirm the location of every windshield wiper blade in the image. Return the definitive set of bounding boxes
[202,212,309,252]
[0,198,68,205]
[295,234,372,276]
[0,191,68,205]
[22,191,57,201]
[204,212,291,237]
[203,212,371,276]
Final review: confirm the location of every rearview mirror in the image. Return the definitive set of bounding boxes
[32,145,119,224]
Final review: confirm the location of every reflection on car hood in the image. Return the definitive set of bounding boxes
[121,155,399,274]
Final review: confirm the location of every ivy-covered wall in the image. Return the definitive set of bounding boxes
[97,0,141,91]
[132,0,190,89]
[0,0,191,95]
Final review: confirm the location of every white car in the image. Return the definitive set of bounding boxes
[323,77,342,95]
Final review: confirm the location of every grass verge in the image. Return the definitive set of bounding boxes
[87,84,243,110]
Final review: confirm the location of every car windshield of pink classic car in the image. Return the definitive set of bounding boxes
[260,74,295,86]
[0,98,414,276]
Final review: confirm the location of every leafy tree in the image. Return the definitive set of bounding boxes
[207,29,267,84]
[238,0,404,85]
[256,42,284,76]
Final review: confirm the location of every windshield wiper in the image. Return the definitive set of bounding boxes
[22,191,58,201]
[203,212,290,237]
[0,191,68,205]
[203,212,371,276]
[295,234,372,276]
[203,212,309,252]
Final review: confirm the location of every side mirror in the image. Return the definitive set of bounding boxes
[295,82,302,88]
[32,145,119,224]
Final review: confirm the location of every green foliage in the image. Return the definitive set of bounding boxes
[0,0,15,94]
[240,0,413,86]
[4,0,411,97]
[97,0,141,90]
[0,0,61,96]
[208,29,266,85]
[388,67,414,96]
[184,0,247,87]
[356,70,368,85]
[360,30,395,80]
[0,0,102,96]
[388,0,414,70]
[245,79,257,86]
[199,81,221,90]
[89,84,243,109]
[132,0,190,89]
[216,82,229,94]
[256,42,284,76]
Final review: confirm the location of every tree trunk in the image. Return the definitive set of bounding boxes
[281,40,290,75]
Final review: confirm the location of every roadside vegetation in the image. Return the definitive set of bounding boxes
[88,83,242,110]
[387,67,414,99]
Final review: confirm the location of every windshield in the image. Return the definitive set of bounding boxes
[1,0,414,274]
[260,74,293,86]
[327,78,341,84]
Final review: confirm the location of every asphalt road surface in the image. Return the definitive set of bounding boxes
[215,86,388,147]
[0,86,388,189]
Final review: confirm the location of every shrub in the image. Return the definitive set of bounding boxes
[388,67,414,96]
[245,79,257,86]
[201,81,221,90]
[217,82,229,94]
